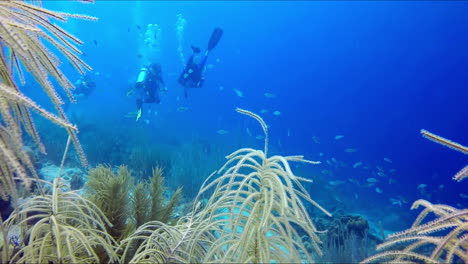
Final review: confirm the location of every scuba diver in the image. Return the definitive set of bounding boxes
[178,27,223,98]
[73,73,96,100]
[133,63,167,121]
[63,73,96,111]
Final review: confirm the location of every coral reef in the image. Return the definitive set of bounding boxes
[315,215,379,263]
[2,108,466,263]
[1,108,333,263]
[120,108,332,263]
[0,1,466,262]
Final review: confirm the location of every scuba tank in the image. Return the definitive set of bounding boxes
[136,67,148,84]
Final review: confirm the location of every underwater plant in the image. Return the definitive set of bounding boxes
[6,106,467,263]
[316,215,378,263]
[362,199,467,263]
[421,129,468,181]
[187,108,332,262]
[1,177,118,263]
[361,130,468,263]
[120,214,203,263]
[169,139,225,197]
[128,143,172,178]
[85,165,133,241]
[0,0,95,199]
[145,167,182,225]
[120,108,332,263]
[85,165,181,242]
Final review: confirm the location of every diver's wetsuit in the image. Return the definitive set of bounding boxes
[136,67,165,110]
[178,51,208,89]
[64,74,96,111]
[74,75,96,98]
[178,28,223,98]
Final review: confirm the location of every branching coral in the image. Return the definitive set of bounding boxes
[362,130,468,263]
[85,165,133,241]
[0,0,95,200]
[118,108,331,263]
[188,108,330,263]
[1,177,118,263]
[85,165,181,242]
[361,200,467,263]
[315,215,377,263]
[120,215,202,263]
[421,129,468,181]
[146,167,182,224]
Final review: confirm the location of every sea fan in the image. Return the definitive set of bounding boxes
[1,178,118,263]
[0,0,95,200]
[361,199,467,263]
[119,108,331,263]
[187,108,331,263]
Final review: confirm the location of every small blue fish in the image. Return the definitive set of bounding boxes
[384,158,393,163]
[217,129,229,135]
[233,88,243,97]
[353,162,363,168]
[345,148,358,153]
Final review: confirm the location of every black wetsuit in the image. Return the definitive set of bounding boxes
[136,69,165,109]
[178,53,208,89]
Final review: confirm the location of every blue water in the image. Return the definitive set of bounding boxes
[28,1,467,232]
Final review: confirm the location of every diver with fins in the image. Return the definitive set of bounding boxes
[133,63,167,121]
[178,27,223,98]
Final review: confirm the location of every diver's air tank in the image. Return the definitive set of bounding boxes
[136,67,148,84]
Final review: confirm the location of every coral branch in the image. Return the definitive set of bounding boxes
[421,129,468,155]
[236,108,269,155]
[454,165,468,182]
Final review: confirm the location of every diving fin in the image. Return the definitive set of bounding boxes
[136,108,142,121]
[207,27,223,52]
